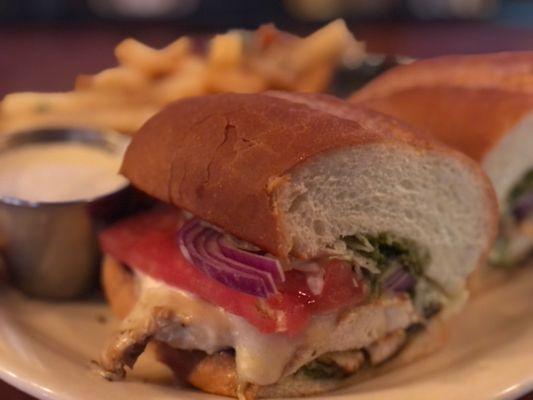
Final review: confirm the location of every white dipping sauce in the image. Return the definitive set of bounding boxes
[0,143,128,202]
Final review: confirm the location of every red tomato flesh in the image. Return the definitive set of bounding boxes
[279,259,367,314]
[100,208,365,335]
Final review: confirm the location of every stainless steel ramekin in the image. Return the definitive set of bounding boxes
[0,127,131,299]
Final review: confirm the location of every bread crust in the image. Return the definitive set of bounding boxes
[102,256,447,398]
[101,255,137,320]
[155,320,447,399]
[353,51,533,101]
[121,92,496,259]
[350,54,532,291]
[353,86,533,162]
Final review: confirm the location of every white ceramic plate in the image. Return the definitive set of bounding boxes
[1,267,533,400]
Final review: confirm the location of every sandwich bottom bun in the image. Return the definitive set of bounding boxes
[101,254,137,320]
[156,321,447,399]
[101,256,448,398]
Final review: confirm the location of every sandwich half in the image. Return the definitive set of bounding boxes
[97,92,497,398]
[354,51,533,99]
[351,53,533,274]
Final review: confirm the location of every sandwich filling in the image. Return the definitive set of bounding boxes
[490,169,533,268]
[99,207,447,387]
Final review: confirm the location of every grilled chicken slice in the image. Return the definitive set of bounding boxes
[366,329,407,365]
[317,350,365,374]
[99,274,420,384]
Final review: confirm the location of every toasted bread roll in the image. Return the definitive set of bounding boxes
[100,92,497,398]
[351,54,533,272]
[122,92,496,295]
[354,51,533,102]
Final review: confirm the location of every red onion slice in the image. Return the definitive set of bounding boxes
[195,230,270,298]
[204,231,277,294]
[178,220,205,266]
[513,192,533,222]
[218,235,285,283]
[189,226,269,297]
[177,218,283,298]
[381,264,416,293]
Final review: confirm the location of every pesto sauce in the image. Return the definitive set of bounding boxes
[508,169,533,209]
[489,234,514,269]
[299,321,427,381]
[364,233,428,277]
[421,302,442,319]
[343,232,430,296]
[299,360,347,380]
[297,236,437,382]
[490,169,533,268]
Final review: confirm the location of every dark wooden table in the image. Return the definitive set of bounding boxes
[1,21,532,400]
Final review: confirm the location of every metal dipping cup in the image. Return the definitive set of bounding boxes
[0,127,131,299]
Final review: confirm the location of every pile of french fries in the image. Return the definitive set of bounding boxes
[0,20,364,135]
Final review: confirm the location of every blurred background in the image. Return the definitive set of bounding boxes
[1,0,533,95]
[1,0,532,25]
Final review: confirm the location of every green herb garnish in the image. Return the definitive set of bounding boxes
[300,360,346,380]
[488,234,514,268]
[508,169,533,209]
[344,232,429,293]
[422,302,442,319]
[490,169,533,268]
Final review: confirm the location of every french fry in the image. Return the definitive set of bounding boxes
[163,37,192,61]
[154,73,207,103]
[153,56,209,103]
[288,19,363,73]
[1,22,363,136]
[0,105,158,134]
[115,37,190,75]
[115,38,171,75]
[83,66,150,92]
[2,91,148,116]
[293,63,334,93]
[74,74,95,90]
[208,32,244,69]
[207,68,267,94]
[172,55,208,81]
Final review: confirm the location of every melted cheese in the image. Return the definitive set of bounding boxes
[123,273,419,385]
[129,274,297,384]
[134,273,233,354]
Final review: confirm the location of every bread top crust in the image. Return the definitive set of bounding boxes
[355,86,533,162]
[121,92,492,258]
[353,51,533,101]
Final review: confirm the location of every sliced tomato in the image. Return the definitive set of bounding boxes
[100,208,364,335]
[277,259,366,314]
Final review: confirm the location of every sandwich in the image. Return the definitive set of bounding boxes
[351,53,533,274]
[97,92,497,398]
[353,51,533,99]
